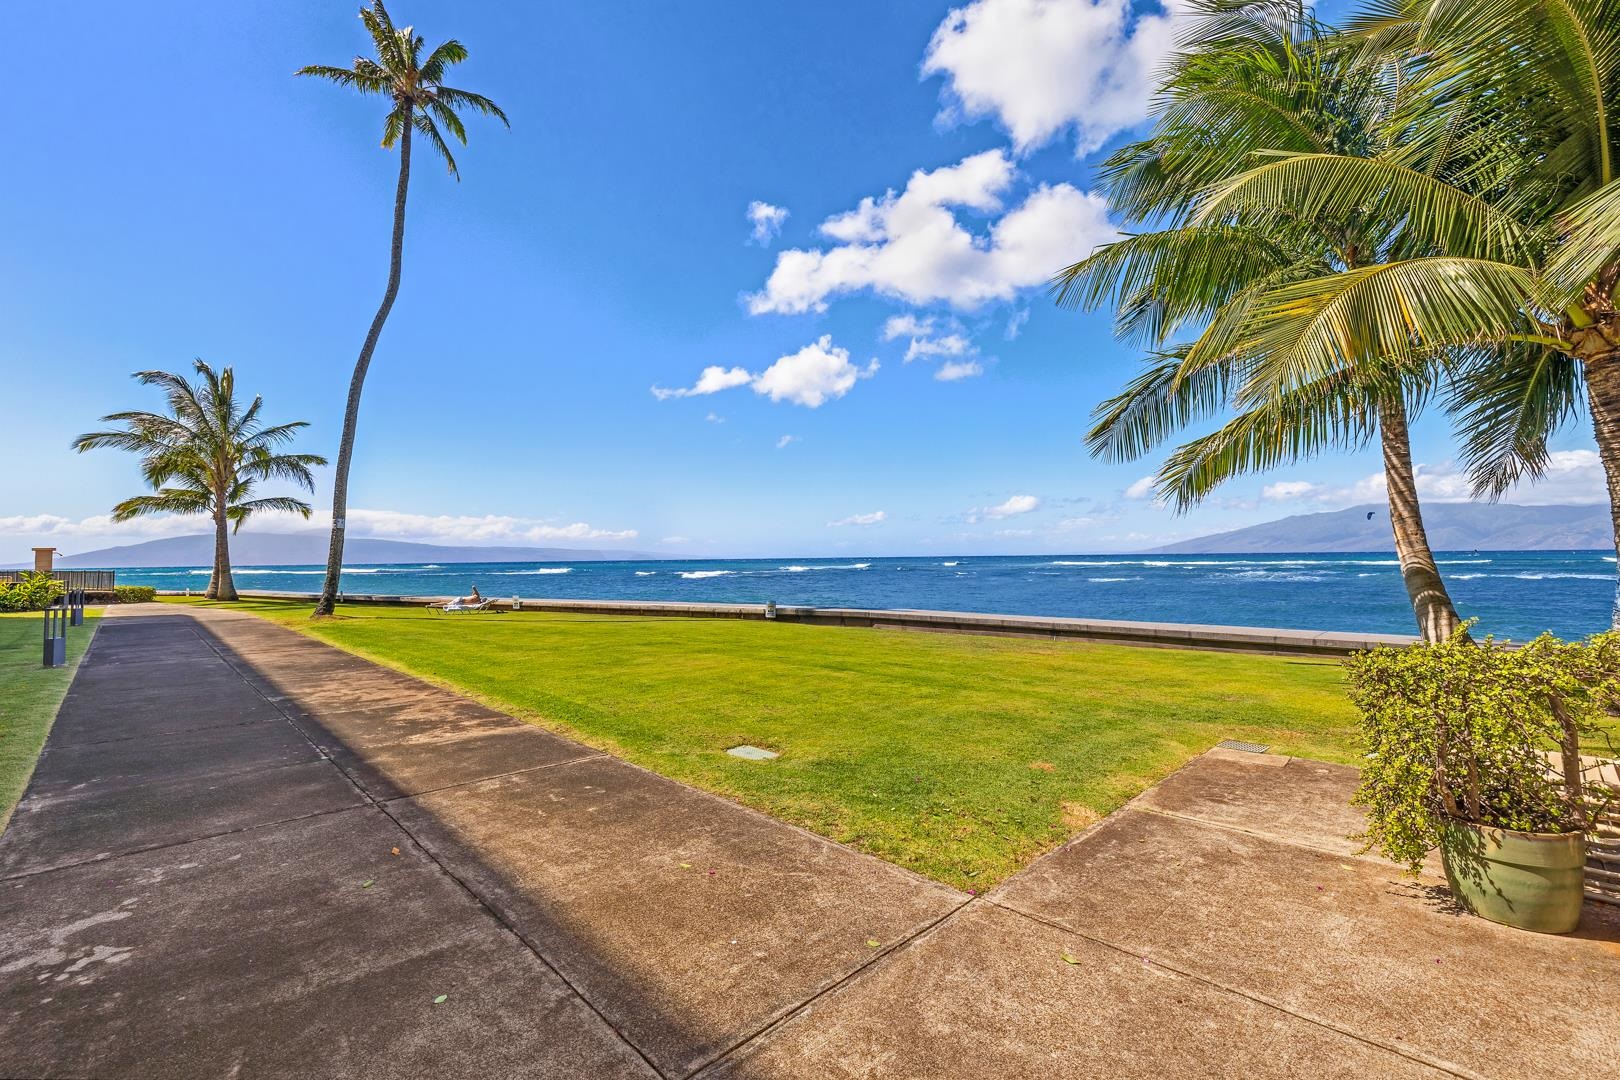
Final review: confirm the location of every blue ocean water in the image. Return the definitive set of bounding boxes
[110,551,1619,640]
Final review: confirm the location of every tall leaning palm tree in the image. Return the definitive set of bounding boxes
[1055,1,1469,640]
[298,1,507,616]
[1164,0,1620,620]
[72,362,326,601]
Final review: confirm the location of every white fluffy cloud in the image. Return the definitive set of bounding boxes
[747,149,1115,314]
[747,200,790,245]
[968,494,1040,522]
[650,366,753,400]
[776,434,799,449]
[882,314,987,378]
[1123,475,1156,500]
[904,333,973,362]
[923,0,1192,155]
[754,336,879,407]
[654,336,877,409]
[1262,480,1318,502]
[882,313,935,340]
[336,510,639,543]
[828,510,887,527]
[0,508,639,559]
[1260,451,1610,509]
[0,512,200,546]
[936,359,985,381]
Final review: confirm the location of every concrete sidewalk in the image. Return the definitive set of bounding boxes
[1,605,1616,1078]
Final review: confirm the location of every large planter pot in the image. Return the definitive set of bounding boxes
[1439,819,1587,934]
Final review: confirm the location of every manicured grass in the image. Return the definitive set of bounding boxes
[0,611,98,832]
[170,597,1361,888]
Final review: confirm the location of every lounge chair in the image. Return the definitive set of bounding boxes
[433,597,501,614]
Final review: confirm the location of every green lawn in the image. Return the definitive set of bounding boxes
[0,611,98,832]
[170,597,1359,888]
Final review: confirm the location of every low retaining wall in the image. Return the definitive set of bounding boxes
[160,589,1416,656]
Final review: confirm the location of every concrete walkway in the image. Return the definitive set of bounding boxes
[2,605,1616,1078]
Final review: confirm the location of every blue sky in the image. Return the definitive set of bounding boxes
[0,0,1604,563]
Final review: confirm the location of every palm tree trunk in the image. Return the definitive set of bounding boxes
[214,509,238,602]
[1581,349,1620,626]
[314,119,413,617]
[1381,395,1464,642]
[205,513,221,600]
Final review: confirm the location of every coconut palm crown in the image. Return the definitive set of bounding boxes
[297,0,507,179]
[297,1,507,617]
[72,361,326,601]
[1054,1,1470,640]
[1150,0,1620,618]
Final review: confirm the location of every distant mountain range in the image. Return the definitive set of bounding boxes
[33,533,661,568]
[1153,503,1613,554]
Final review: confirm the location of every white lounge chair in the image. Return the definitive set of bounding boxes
[433,597,501,614]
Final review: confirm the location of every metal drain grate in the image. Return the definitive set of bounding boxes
[1216,739,1271,754]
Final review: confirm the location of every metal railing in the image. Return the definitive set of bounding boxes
[2,569,116,591]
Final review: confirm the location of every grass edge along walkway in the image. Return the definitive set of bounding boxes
[163,597,1358,889]
[0,611,99,833]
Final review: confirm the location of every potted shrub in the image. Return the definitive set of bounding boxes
[1345,628,1615,934]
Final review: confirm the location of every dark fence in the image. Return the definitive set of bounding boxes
[1,569,116,591]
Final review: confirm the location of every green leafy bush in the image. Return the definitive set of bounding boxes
[112,585,157,604]
[1346,628,1617,872]
[0,572,66,612]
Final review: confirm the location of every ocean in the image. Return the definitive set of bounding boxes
[109,550,1620,640]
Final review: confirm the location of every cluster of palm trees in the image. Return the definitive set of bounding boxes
[76,1,505,605]
[1058,0,1620,641]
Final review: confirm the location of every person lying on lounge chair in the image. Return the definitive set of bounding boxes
[438,586,493,612]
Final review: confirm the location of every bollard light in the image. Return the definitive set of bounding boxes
[42,600,66,668]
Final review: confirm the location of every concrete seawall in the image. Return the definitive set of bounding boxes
[160,589,1416,656]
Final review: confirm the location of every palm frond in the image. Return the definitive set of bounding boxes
[359,1,409,73]
[1053,224,1300,345]
[1547,179,1620,301]
[434,86,509,125]
[414,112,459,177]
[1155,366,1403,510]
[1445,344,1586,498]
[1085,349,1233,462]
[421,39,468,83]
[111,490,212,521]
[1196,152,1541,264]
[295,63,388,94]
[1221,258,1551,403]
